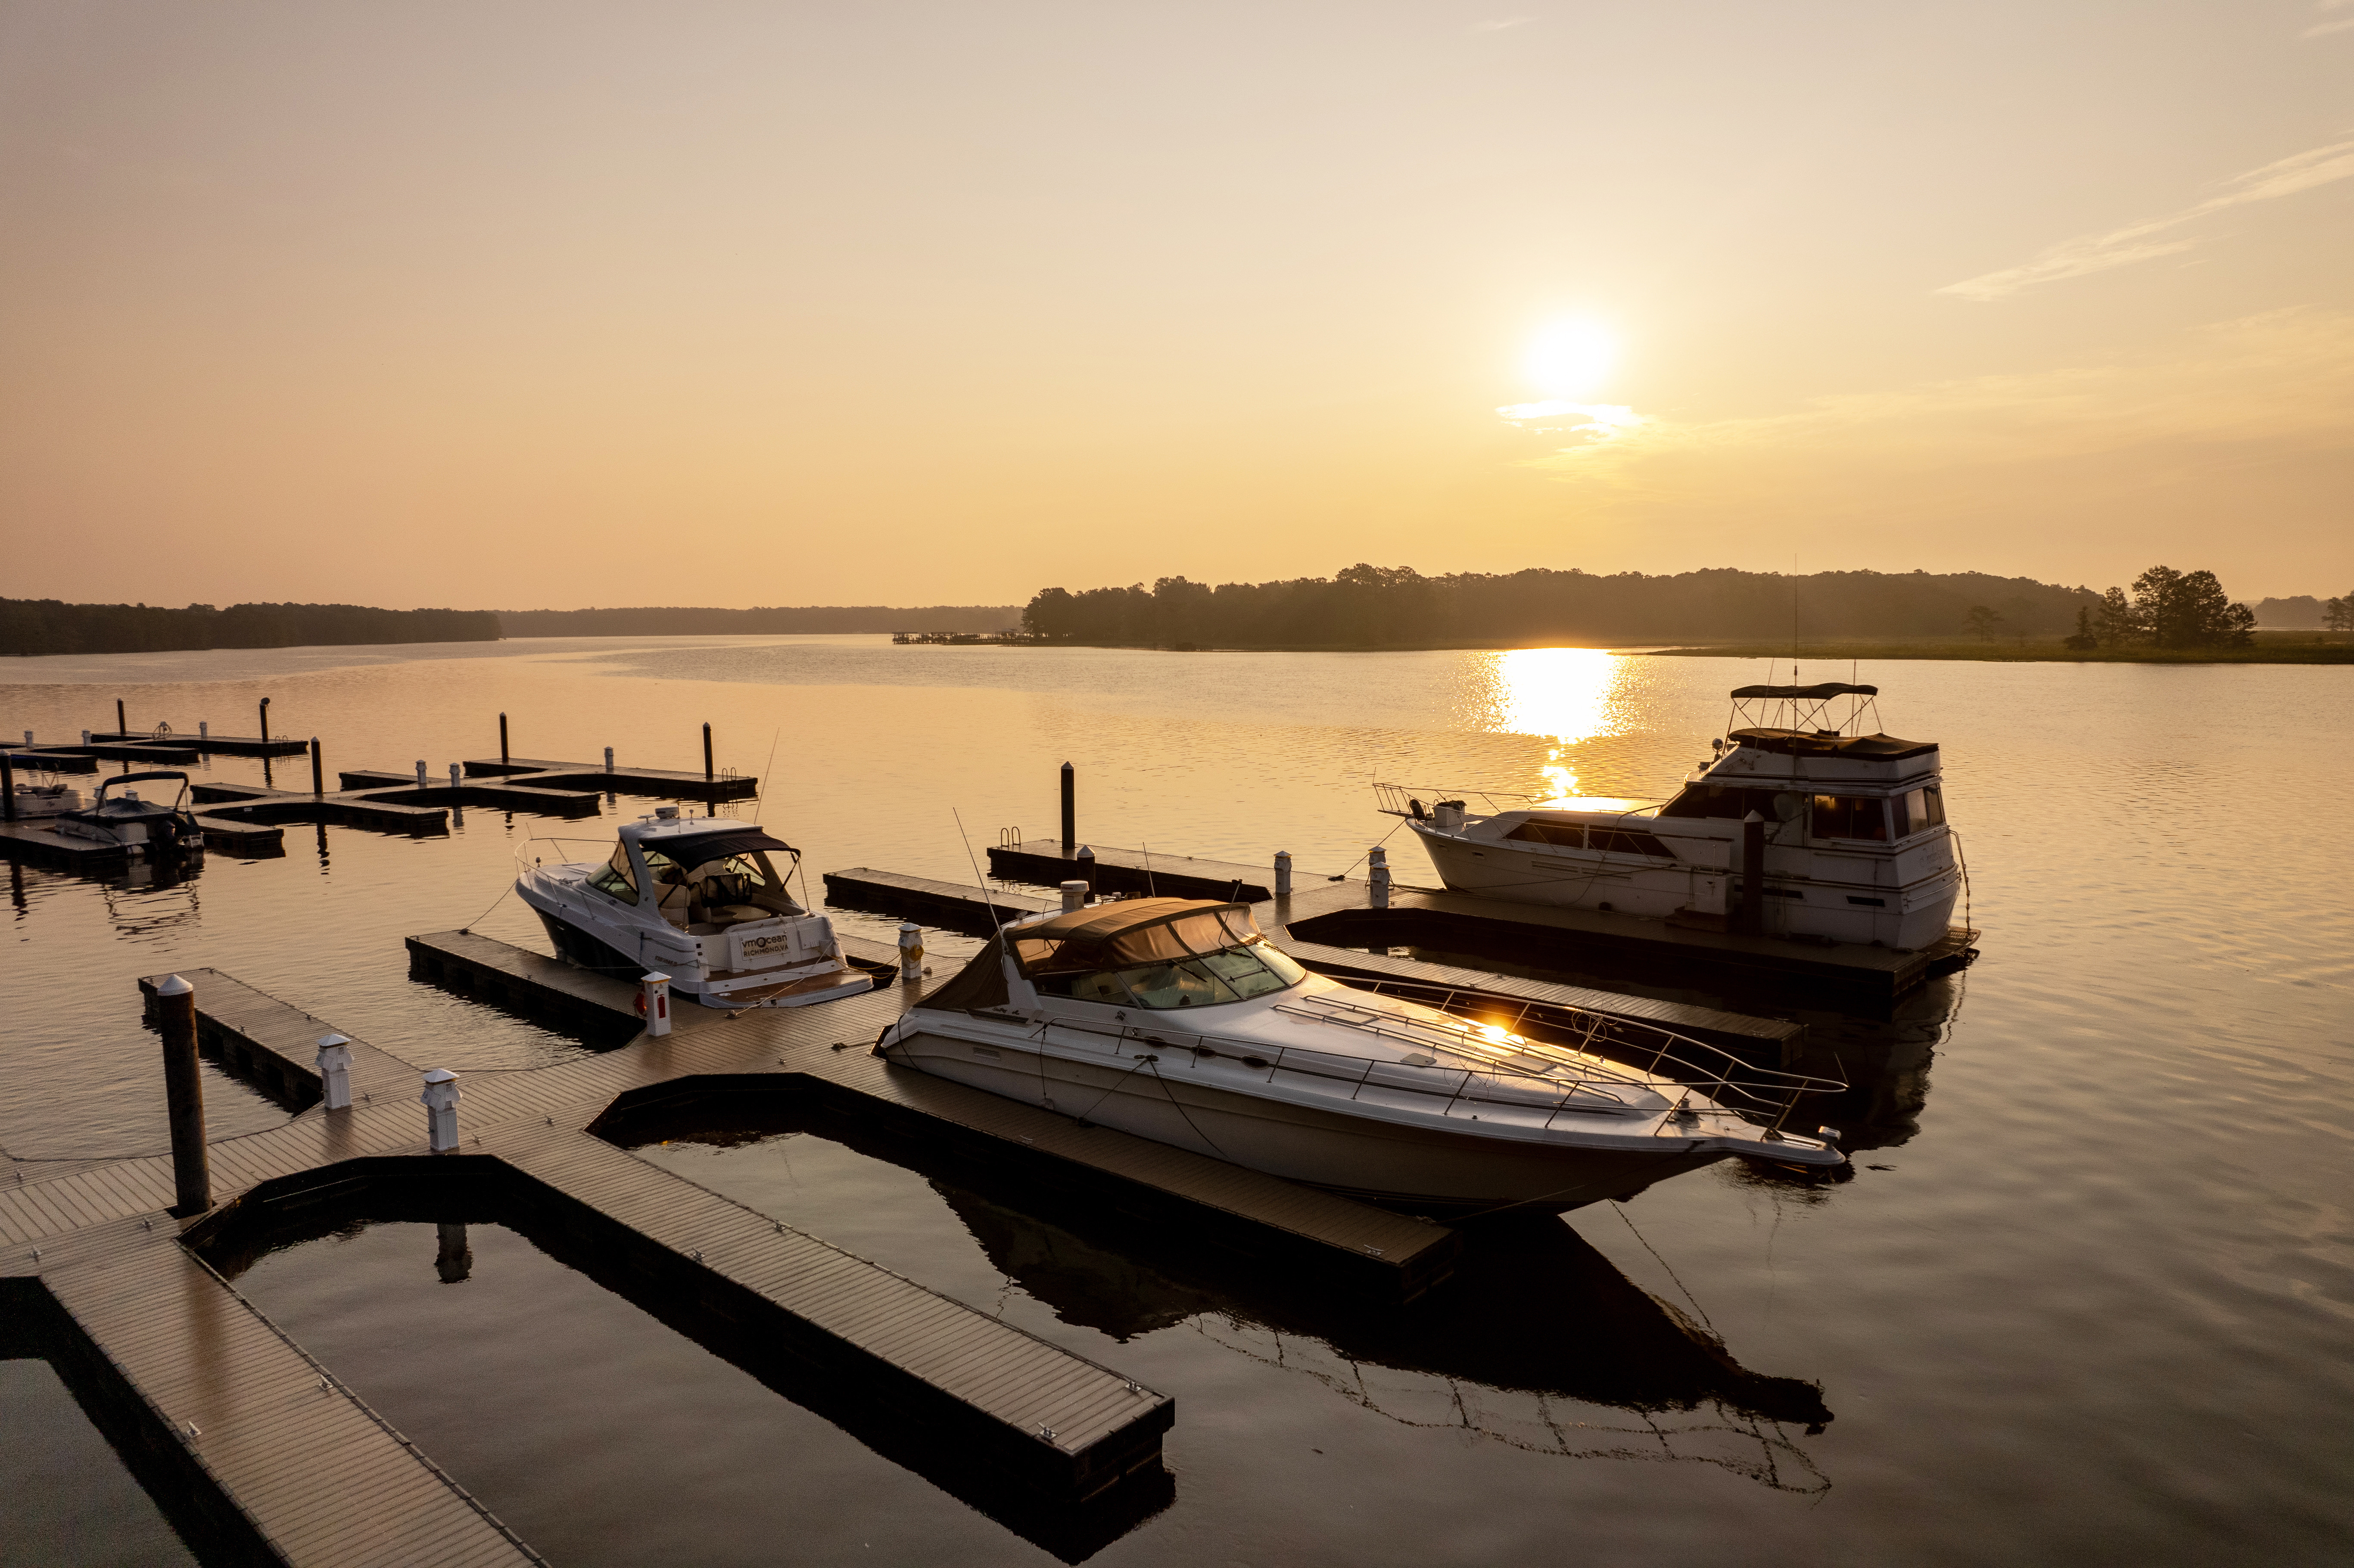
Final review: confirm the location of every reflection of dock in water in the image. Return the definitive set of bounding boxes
[607,1092,1834,1493]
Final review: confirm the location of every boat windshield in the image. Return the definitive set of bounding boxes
[1037,939,1307,1009]
[638,846,801,929]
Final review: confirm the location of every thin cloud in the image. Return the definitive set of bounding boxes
[1937,138,2354,301]
[1473,16,1536,31]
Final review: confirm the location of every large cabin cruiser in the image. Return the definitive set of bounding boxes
[880,896,1841,1213]
[1391,682,1962,950]
[516,808,873,1008]
[55,772,202,860]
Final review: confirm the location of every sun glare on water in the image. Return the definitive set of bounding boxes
[1455,647,1636,799]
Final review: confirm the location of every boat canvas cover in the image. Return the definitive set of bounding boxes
[1728,682,1878,700]
[640,826,798,869]
[1009,898,1263,975]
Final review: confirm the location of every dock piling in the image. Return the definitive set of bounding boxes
[421,1068,461,1151]
[642,971,673,1037]
[499,712,510,767]
[310,738,324,796]
[1060,762,1075,851]
[315,1033,353,1110]
[703,723,714,786]
[605,746,615,772]
[155,974,211,1215]
[116,697,126,734]
[415,759,428,788]
[449,763,461,791]
[898,921,925,981]
[1369,846,1391,910]
[199,721,208,744]
[1275,849,1292,899]
[258,697,271,746]
[1060,879,1087,914]
[2,752,13,822]
[1076,844,1095,893]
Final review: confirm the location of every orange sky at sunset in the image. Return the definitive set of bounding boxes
[2,1,2348,608]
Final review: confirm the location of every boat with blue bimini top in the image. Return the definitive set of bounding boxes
[879,894,1844,1215]
[516,807,874,1009]
[1385,681,1963,951]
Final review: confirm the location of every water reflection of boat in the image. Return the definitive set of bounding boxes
[515,809,873,1008]
[882,897,1842,1215]
[1389,681,1962,950]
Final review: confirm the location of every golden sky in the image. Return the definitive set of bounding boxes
[2,1,2348,608]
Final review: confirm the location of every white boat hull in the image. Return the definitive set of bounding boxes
[884,1026,1736,1213]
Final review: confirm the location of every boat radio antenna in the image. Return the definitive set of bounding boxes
[950,808,1006,952]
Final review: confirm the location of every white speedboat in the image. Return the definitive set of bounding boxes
[516,808,875,1008]
[8,778,83,817]
[54,772,203,860]
[1388,681,1962,950]
[878,896,1841,1214]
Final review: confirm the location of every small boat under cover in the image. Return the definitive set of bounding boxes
[54,772,203,859]
[880,896,1842,1215]
[516,809,873,1009]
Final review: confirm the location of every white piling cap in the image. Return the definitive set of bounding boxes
[317,1033,350,1049]
[156,974,191,996]
[422,1067,458,1084]
[642,971,672,985]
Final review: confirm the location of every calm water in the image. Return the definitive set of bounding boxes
[3,637,2350,1565]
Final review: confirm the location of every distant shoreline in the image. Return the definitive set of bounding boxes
[1645,635,2353,664]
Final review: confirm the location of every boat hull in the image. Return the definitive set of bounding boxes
[526,894,872,1009]
[883,1027,1728,1215]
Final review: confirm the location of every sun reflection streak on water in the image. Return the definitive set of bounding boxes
[1457,648,1638,799]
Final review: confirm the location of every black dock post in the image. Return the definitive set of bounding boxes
[1060,761,1075,851]
[499,711,509,768]
[116,697,127,735]
[154,974,211,1216]
[1737,811,1766,936]
[1077,843,1096,894]
[2,750,14,821]
[258,697,271,746]
[310,737,324,796]
[703,723,714,785]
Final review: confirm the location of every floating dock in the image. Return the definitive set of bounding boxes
[2,920,1475,1562]
[464,756,758,804]
[0,815,284,869]
[91,730,312,759]
[987,838,1976,1000]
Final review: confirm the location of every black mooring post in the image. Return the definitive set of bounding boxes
[1,750,15,822]
[258,697,271,746]
[116,697,126,735]
[1077,843,1096,894]
[310,737,324,796]
[703,723,714,784]
[154,974,211,1216]
[1737,811,1766,936]
[1060,761,1075,852]
[499,711,509,768]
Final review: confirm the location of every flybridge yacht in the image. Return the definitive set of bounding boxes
[1387,682,1962,950]
[880,895,1842,1213]
[516,808,873,1009]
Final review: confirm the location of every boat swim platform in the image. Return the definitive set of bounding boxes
[985,838,1977,1001]
[821,864,1803,1060]
[462,756,760,804]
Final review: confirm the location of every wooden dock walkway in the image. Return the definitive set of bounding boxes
[3,918,1475,1559]
[462,756,759,804]
[990,838,1282,902]
[823,867,1057,935]
[93,730,312,759]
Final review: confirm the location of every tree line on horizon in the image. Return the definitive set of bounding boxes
[1019,565,2120,648]
[495,604,1020,637]
[0,599,500,658]
[2051,566,2257,651]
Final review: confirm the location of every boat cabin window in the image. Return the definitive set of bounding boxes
[1892,784,1946,837]
[1809,795,1888,841]
[641,845,801,930]
[588,844,638,902]
[1034,939,1308,1010]
[1504,820,1674,857]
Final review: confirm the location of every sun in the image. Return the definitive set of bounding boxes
[1524,319,1616,397]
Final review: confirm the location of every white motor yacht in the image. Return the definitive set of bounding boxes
[1387,681,1962,950]
[54,772,203,860]
[879,896,1842,1214]
[516,808,874,1009]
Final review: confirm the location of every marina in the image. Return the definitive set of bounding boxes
[3,639,2347,1568]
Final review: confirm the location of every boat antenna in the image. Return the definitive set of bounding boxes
[1141,842,1158,897]
[951,808,1006,952]
[749,727,782,823]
